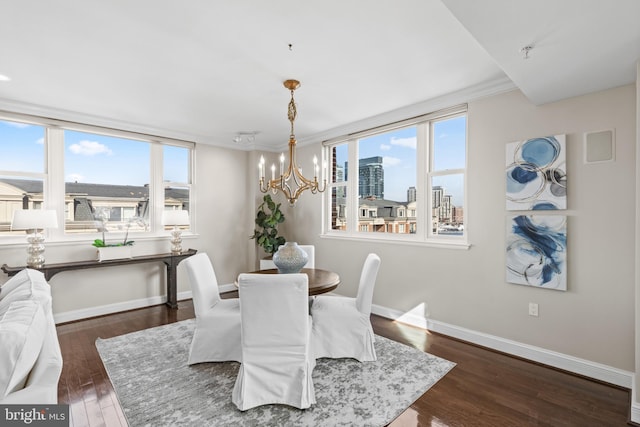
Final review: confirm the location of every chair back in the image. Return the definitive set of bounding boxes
[355,253,381,316]
[233,272,314,410]
[183,253,221,318]
[298,245,315,268]
[237,273,309,347]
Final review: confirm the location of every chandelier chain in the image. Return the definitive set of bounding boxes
[288,89,297,138]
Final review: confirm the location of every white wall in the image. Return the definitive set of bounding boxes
[290,85,636,372]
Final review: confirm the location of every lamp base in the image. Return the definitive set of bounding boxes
[26,232,46,269]
[170,229,183,254]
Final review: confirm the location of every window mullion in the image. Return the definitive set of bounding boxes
[46,127,65,240]
[416,122,428,240]
[347,138,358,233]
[149,142,164,233]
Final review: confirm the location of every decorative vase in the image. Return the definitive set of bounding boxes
[272,242,308,274]
[96,246,133,262]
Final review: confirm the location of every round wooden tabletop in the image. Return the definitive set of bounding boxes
[241,268,340,296]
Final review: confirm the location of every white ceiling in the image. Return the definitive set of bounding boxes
[0,0,637,151]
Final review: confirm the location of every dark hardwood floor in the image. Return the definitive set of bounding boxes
[56,297,630,426]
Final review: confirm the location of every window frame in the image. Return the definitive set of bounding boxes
[322,105,468,248]
[0,110,195,245]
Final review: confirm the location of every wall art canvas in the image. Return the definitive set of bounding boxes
[506,135,567,210]
[506,215,567,291]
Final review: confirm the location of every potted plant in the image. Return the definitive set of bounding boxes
[92,209,147,261]
[250,194,286,257]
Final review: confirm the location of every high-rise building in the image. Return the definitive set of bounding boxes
[432,185,444,208]
[358,156,384,199]
[407,186,416,203]
[335,164,346,199]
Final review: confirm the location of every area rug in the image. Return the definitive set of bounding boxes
[96,319,455,426]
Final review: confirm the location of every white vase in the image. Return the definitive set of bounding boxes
[96,246,133,262]
[272,242,308,274]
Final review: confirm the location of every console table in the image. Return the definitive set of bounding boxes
[1,248,197,309]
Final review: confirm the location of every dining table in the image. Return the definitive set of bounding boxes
[236,268,340,296]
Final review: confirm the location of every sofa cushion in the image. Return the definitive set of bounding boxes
[0,269,33,299]
[0,300,46,398]
[0,270,51,319]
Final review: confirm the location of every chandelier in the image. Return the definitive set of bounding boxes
[259,79,327,206]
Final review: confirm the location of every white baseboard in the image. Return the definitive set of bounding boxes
[371,303,633,389]
[53,290,194,324]
[219,283,237,293]
[632,376,640,423]
[52,288,633,390]
[54,283,238,324]
[632,404,640,425]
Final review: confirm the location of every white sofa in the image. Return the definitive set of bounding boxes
[0,269,62,404]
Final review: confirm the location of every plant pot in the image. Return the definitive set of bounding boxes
[96,246,133,262]
[272,242,308,274]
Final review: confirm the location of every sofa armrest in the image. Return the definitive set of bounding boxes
[0,311,62,405]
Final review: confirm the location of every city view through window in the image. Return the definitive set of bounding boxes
[329,115,465,237]
[0,118,191,237]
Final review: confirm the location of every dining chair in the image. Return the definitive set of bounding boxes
[298,245,315,268]
[183,253,242,364]
[232,273,316,411]
[310,253,381,362]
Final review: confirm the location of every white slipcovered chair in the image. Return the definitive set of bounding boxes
[310,253,381,362]
[183,253,242,364]
[298,245,315,268]
[232,273,316,411]
[260,244,315,270]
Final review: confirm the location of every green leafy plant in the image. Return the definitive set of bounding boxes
[250,194,285,255]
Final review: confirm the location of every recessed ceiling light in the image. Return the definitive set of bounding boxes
[0,74,11,82]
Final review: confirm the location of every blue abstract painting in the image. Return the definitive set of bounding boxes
[506,215,567,291]
[506,135,567,210]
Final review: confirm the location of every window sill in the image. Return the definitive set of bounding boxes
[320,232,470,250]
[0,232,199,249]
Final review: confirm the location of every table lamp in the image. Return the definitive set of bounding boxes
[11,209,58,268]
[162,210,190,254]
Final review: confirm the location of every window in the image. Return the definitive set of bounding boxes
[0,118,46,236]
[324,106,466,245]
[0,112,194,241]
[163,144,192,231]
[329,143,348,231]
[64,130,151,235]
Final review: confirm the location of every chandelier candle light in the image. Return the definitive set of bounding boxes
[259,79,327,206]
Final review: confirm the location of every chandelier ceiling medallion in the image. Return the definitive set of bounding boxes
[259,79,326,206]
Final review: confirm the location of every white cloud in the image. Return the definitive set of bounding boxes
[390,136,416,149]
[380,143,391,151]
[66,173,84,183]
[383,156,402,167]
[36,137,44,145]
[68,140,113,156]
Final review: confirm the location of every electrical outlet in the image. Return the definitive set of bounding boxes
[528,302,539,317]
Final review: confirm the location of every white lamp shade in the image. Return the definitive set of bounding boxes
[162,210,190,226]
[11,209,58,230]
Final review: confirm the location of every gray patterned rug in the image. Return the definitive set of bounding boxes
[96,319,455,426]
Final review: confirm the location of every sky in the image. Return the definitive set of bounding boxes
[1,116,464,204]
[334,115,466,205]
[0,120,189,185]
